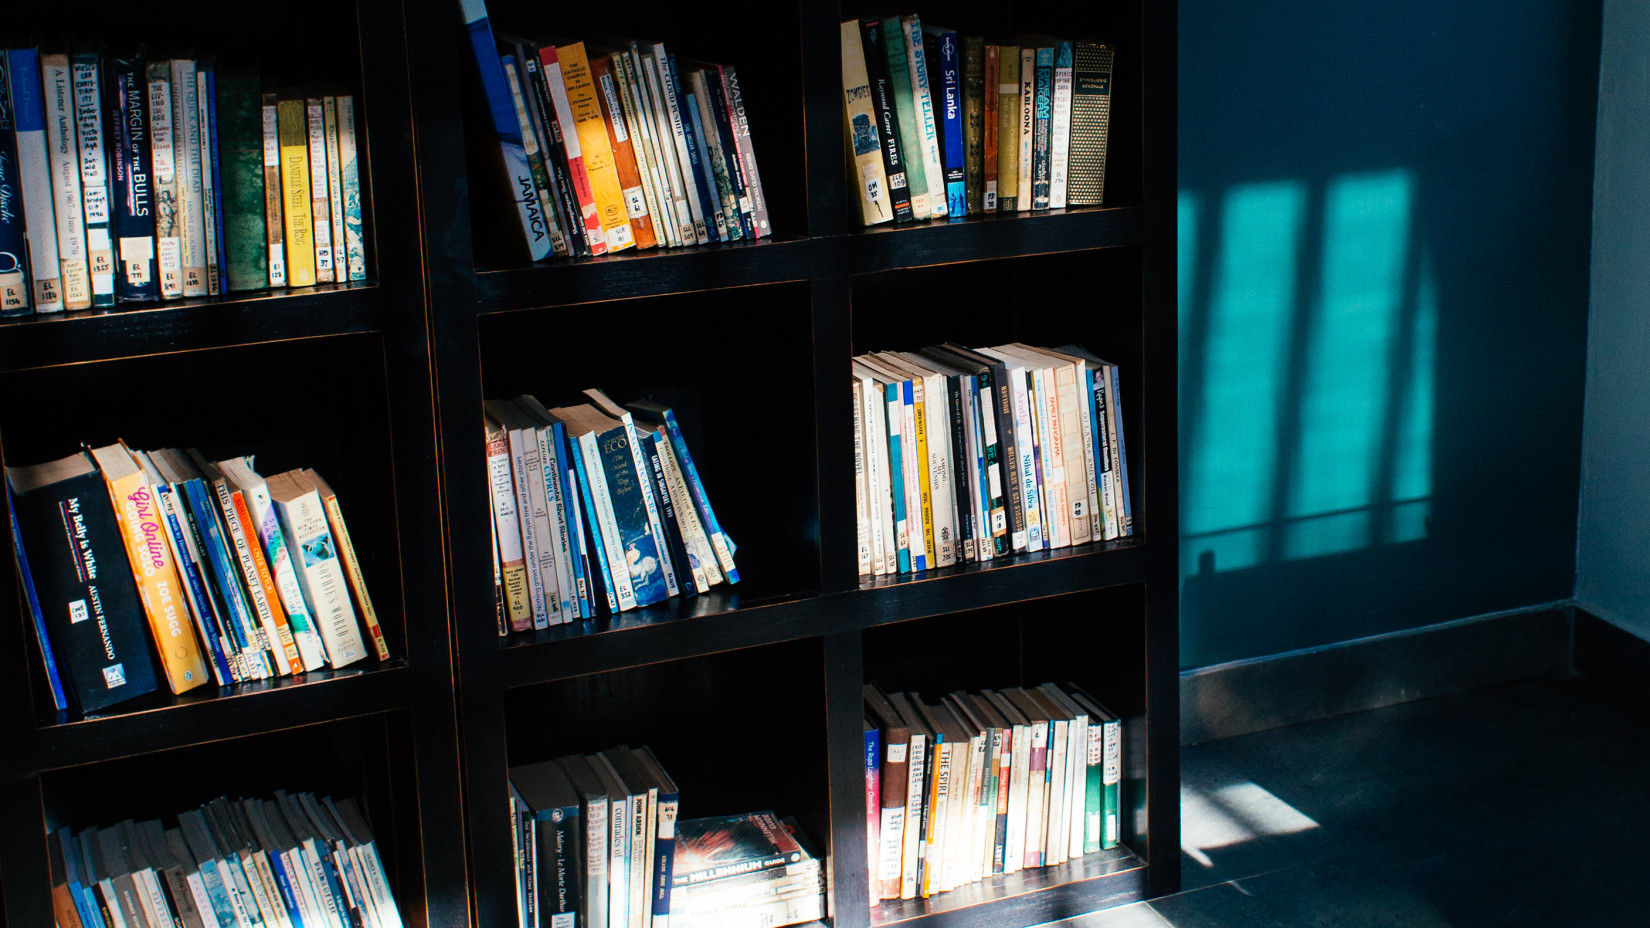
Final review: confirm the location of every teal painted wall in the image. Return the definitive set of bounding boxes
[1178,2,1600,668]
[1577,0,1650,642]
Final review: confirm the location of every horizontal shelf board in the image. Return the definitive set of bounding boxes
[0,282,384,372]
[476,237,816,313]
[840,206,1143,276]
[473,208,1142,314]
[870,847,1147,928]
[11,659,413,775]
[855,539,1147,626]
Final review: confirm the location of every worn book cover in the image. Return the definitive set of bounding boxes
[216,69,267,292]
[673,812,802,887]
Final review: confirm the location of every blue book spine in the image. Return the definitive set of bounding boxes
[552,422,593,619]
[650,791,678,920]
[458,0,551,261]
[158,483,234,685]
[59,828,105,928]
[702,69,752,239]
[197,858,243,928]
[644,430,697,596]
[7,484,69,710]
[658,407,739,583]
[105,56,159,302]
[568,433,620,614]
[0,50,30,314]
[595,425,669,607]
[207,69,228,290]
[668,54,720,242]
[684,89,737,241]
[1108,364,1133,533]
[934,29,966,217]
[266,852,307,928]
[883,382,911,574]
[183,477,266,677]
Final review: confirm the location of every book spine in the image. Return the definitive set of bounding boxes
[929,28,966,218]
[486,425,532,632]
[864,723,881,902]
[875,730,906,898]
[540,46,608,256]
[10,49,65,311]
[208,70,229,295]
[105,57,159,302]
[316,488,388,658]
[261,94,286,286]
[43,54,92,308]
[561,43,636,253]
[323,96,346,279]
[982,45,999,211]
[879,19,929,219]
[636,49,694,245]
[902,15,947,218]
[459,0,550,260]
[1107,362,1133,534]
[658,408,738,582]
[899,732,926,898]
[686,72,738,240]
[506,425,550,629]
[215,480,296,675]
[1050,43,1074,209]
[0,51,30,314]
[276,99,315,286]
[841,22,892,226]
[1031,365,1068,547]
[169,59,206,296]
[943,373,973,562]
[1067,42,1114,207]
[103,468,208,693]
[586,429,649,609]
[274,490,367,667]
[525,48,587,258]
[1051,362,1088,545]
[860,21,914,223]
[552,422,593,617]
[245,484,328,671]
[567,432,621,613]
[899,379,927,570]
[652,792,678,926]
[304,96,333,283]
[196,69,219,295]
[186,476,267,681]
[641,427,699,595]
[854,380,871,577]
[530,427,575,621]
[652,46,711,244]
[336,95,365,279]
[962,37,984,215]
[615,414,679,599]
[1100,714,1121,849]
[612,51,672,248]
[216,73,265,291]
[656,430,720,589]
[71,53,114,306]
[607,781,630,928]
[6,485,69,710]
[994,47,1018,211]
[673,65,725,243]
[506,52,568,261]
[593,56,656,250]
[155,479,233,686]
[882,382,910,573]
[1016,48,1034,213]
[702,65,753,238]
[1031,48,1052,210]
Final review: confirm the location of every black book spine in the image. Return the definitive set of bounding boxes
[860,18,915,223]
[703,66,753,239]
[527,49,589,257]
[105,55,160,302]
[536,811,582,926]
[643,433,697,595]
[0,50,30,315]
[12,468,160,712]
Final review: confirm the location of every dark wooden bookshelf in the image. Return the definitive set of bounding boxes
[0,0,1174,923]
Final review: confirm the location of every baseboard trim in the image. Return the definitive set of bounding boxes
[1573,608,1650,706]
[1180,605,1572,745]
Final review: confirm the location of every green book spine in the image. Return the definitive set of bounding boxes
[1083,742,1102,853]
[881,16,929,219]
[217,71,267,291]
[1100,714,1121,849]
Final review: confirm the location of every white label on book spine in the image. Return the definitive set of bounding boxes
[623,186,648,219]
[888,743,907,764]
[158,238,182,289]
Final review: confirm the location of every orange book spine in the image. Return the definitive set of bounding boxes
[308,469,392,662]
[102,467,209,694]
[229,489,303,672]
[591,55,658,250]
[558,41,636,253]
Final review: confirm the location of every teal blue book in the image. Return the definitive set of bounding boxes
[883,380,911,573]
[1031,46,1054,209]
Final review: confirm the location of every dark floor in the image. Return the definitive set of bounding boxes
[1043,673,1650,927]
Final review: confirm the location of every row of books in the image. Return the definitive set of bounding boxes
[841,15,1114,226]
[7,444,388,716]
[462,0,771,262]
[46,791,400,928]
[509,746,823,928]
[0,47,365,315]
[863,682,1122,905]
[854,343,1133,578]
[486,392,737,633]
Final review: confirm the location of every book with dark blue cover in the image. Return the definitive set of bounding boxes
[1031,46,1054,210]
[623,400,739,584]
[564,427,620,614]
[511,759,584,927]
[684,89,737,241]
[5,453,159,714]
[668,54,721,243]
[700,64,753,239]
[642,428,698,596]
[104,55,160,302]
[459,0,553,262]
[924,25,966,219]
[0,49,30,315]
[179,473,267,678]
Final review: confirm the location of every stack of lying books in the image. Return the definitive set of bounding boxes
[670,812,825,928]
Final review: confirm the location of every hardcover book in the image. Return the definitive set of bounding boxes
[216,69,267,291]
[6,452,160,713]
[1067,42,1114,207]
[982,44,999,211]
[995,46,1019,211]
[261,92,287,286]
[1016,47,1034,214]
[0,50,34,314]
[863,684,910,900]
[171,58,207,297]
[105,56,160,302]
[276,98,316,286]
[962,36,984,215]
[922,23,966,219]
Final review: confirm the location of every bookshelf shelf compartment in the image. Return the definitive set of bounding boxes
[0,283,386,374]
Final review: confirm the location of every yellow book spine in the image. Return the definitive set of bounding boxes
[104,469,209,694]
[912,379,936,568]
[559,42,636,253]
[997,47,1020,208]
[277,100,316,287]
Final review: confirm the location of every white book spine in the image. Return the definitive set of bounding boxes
[1017,48,1034,213]
[323,97,346,277]
[608,784,630,928]
[196,70,219,296]
[247,483,330,671]
[1044,719,1068,864]
[899,733,926,899]
[884,385,909,568]
[612,53,671,247]
[1067,712,1088,860]
[146,64,181,297]
[1007,367,1041,550]
[924,372,957,567]
[1067,362,1101,543]
[1032,365,1069,548]
[1050,56,1074,209]
[337,95,366,281]
[133,868,173,928]
[929,740,952,893]
[261,100,286,286]
[658,432,720,588]
[305,99,334,282]
[71,56,114,305]
[854,379,872,577]
[855,376,884,576]
[578,431,639,610]
[245,851,293,928]
[13,58,63,311]
[42,55,91,308]
[619,415,679,597]
[184,871,222,928]
[903,17,947,218]
[641,48,699,244]
[275,489,368,667]
[1099,364,1127,536]
[276,847,319,928]
[172,59,206,296]
[535,427,576,621]
[1004,721,1029,873]
[868,381,894,576]
[507,426,549,628]
[518,425,562,626]
[625,49,683,248]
